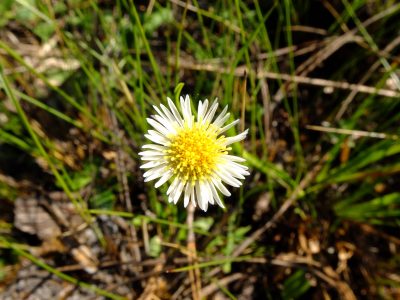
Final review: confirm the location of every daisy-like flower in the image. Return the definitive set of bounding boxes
[139,95,249,211]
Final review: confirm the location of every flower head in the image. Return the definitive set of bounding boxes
[139,95,249,211]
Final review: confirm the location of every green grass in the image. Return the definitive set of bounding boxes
[0,0,400,299]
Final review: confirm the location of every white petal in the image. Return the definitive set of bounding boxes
[203,99,218,124]
[167,177,180,195]
[142,144,167,151]
[143,164,167,178]
[221,167,244,185]
[140,160,166,169]
[209,180,225,208]
[183,183,192,208]
[154,170,173,188]
[222,129,248,146]
[197,99,209,122]
[215,169,241,187]
[202,99,209,116]
[167,97,183,126]
[198,181,210,211]
[139,150,164,157]
[147,118,170,136]
[141,156,164,161]
[228,161,250,173]
[213,105,228,126]
[221,162,248,179]
[221,154,246,162]
[211,177,231,196]
[185,95,194,127]
[154,105,175,125]
[180,95,192,124]
[148,129,168,139]
[172,180,185,204]
[214,113,230,128]
[145,131,169,145]
[225,164,250,178]
[153,115,177,134]
[230,170,245,180]
[144,167,167,182]
[195,181,206,211]
[219,119,239,134]
[203,180,214,205]
[197,101,203,122]
[160,103,181,126]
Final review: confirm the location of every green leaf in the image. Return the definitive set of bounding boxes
[327,141,400,183]
[282,270,311,300]
[0,0,14,27]
[223,224,251,273]
[193,217,214,232]
[335,193,400,224]
[243,151,295,190]
[148,236,162,258]
[66,164,96,191]
[174,82,185,102]
[33,21,55,41]
[143,7,173,34]
[89,190,116,210]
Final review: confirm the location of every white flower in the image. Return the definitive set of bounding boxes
[139,95,249,211]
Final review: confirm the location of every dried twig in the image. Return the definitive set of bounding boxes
[186,203,201,300]
[306,125,399,140]
[259,63,272,149]
[201,273,244,298]
[286,25,328,36]
[256,41,324,60]
[274,2,400,101]
[336,34,400,120]
[176,59,399,98]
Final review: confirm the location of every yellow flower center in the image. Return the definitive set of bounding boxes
[165,123,227,183]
